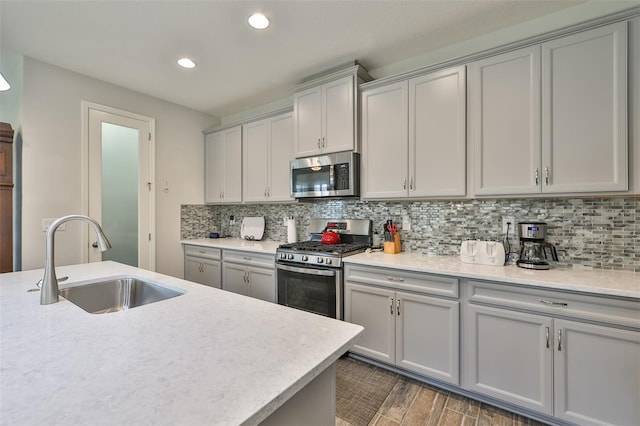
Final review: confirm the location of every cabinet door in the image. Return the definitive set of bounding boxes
[243,119,270,202]
[542,22,628,193]
[204,131,225,203]
[361,81,409,199]
[268,113,294,201]
[322,75,355,153]
[554,319,640,425]
[470,46,541,195]
[409,66,466,197]
[222,263,248,296]
[185,256,206,283]
[396,292,460,385]
[294,86,322,157]
[464,304,553,415]
[223,126,243,203]
[344,282,396,364]
[201,259,222,289]
[247,266,276,303]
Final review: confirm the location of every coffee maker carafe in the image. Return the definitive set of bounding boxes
[517,222,559,270]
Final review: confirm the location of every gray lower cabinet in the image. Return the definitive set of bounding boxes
[344,264,460,385]
[183,245,222,288]
[222,250,276,303]
[463,279,640,425]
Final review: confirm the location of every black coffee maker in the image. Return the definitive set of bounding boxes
[517,222,559,270]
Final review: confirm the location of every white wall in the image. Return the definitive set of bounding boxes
[20,57,217,277]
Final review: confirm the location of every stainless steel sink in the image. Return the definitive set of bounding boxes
[59,277,184,314]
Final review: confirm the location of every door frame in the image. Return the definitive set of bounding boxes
[80,101,156,271]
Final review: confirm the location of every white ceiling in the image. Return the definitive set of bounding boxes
[1,0,589,118]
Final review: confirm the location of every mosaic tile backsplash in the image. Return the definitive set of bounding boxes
[181,197,640,272]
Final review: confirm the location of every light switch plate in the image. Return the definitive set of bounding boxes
[402,215,411,231]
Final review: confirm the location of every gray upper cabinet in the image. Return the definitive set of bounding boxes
[470,22,628,196]
[243,112,294,203]
[541,22,628,193]
[470,46,541,195]
[294,75,355,157]
[205,126,242,204]
[362,65,466,199]
[293,64,372,158]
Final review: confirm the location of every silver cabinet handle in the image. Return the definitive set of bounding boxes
[243,256,252,261]
[545,327,550,348]
[396,299,400,316]
[557,329,563,351]
[540,299,568,307]
[544,167,550,186]
[409,177,414,191]
[322,137,326,148]
[317,138,321,149]
[535,168,539,186]
[403,178,407,190]
[387,277,405,282]
[390,298,394,315]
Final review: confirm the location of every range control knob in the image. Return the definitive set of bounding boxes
[317,257,324,264]
[301,255,308,261]
[287,254,294,260]
[280,253,286,259]
[326,258,332,265]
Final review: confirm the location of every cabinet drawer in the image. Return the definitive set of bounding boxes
[345,264,458,298]
[464,280,640,329]
[223,250,275,269]
[184,245,221,260]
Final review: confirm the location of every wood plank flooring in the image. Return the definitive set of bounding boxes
[336,357,548,426]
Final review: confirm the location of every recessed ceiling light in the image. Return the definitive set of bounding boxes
[248,13,269,30]
[177,58,196,69]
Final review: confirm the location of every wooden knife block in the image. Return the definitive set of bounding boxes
[383,233,401,254]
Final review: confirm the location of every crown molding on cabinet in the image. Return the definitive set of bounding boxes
[203,106,293,135]
[293,62,373,93]
[361,5,640,91]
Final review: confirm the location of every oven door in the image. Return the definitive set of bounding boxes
[276,262,342,320]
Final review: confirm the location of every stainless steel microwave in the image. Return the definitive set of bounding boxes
[290,151,360,199]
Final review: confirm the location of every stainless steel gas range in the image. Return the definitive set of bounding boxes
[276,218,372,320]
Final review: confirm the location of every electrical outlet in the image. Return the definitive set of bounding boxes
[502,217,515,234]
[229,215,235,226]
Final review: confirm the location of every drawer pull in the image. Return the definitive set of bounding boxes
[387,277,405,282]
[396,299,400,316]
[243,256,252,261]
[199,250,206,254]
[545,327,550,348]
[390,298,394,315]
[539,299,567,307]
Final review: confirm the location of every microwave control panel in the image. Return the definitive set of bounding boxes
[335,163,350,190]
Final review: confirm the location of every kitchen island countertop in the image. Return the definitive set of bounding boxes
[344,251,639,299]
[0,261,363,425]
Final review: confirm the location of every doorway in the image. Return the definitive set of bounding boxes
[82,102,155,270]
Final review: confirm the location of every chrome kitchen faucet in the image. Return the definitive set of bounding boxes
[40,215,111,305]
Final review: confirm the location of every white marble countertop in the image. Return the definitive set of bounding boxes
[0,261,363,425]
[344,252,640,299]
[181,238,283,254]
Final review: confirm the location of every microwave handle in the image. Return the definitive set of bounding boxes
[329,165,335,190]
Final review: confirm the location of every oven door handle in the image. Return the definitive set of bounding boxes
[276,263,337,277]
